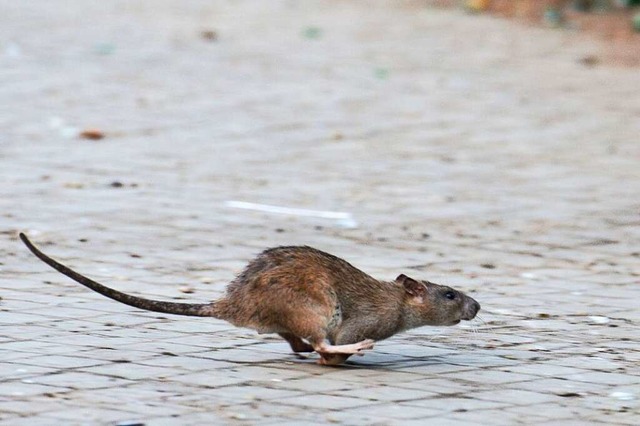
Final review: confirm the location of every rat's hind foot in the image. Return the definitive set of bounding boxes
[318,353,351,366]
[314,339,375,356]
[279,333,314,353]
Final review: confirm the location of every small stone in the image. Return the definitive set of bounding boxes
[230,413,247,420]
[200,30,218,41]
[589,316,611,324]
[557,392,581,398]
[579,55,599,67]
[64,182,85,189]
[179,285,195,294]
[610,391,635,401]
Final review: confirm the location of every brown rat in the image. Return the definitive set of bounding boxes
[20,233,480,365]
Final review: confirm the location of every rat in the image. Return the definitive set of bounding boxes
[20,232,480,365]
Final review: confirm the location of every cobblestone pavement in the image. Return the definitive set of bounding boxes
[1,1,639,425]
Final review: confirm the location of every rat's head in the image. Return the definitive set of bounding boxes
[396,274,480,327]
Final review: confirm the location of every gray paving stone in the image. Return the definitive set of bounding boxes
[497,363,591,378]
[0,381,71,397]
[0,415,71,426]
[338,403,445,420]
[332,385,438,403]
[512,377,610,395]
[144,414,228,426]
[0,363,56,380]
[279,376,363,393]
[41,407,141,423]
[167,385,304,409]
[403,397,512,412]
[2,0,639,424]
[25,371,135,390]
[568,372,640,386]
[188,347,293,363]
[440,368,539,385]
[138,353,237,371]
[162,368,272,389]
[535,420,605,426]
[275,393,377,410]
[9,355,111,370]
[78,363,177,381]
[396,377,490,395]
[448,408,539,426]
[73,347,158,362]
[473,388,563,405]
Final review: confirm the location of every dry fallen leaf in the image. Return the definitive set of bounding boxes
[79,129,105,140]
[64,182,85,189]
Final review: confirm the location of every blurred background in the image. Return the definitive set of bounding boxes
[440,0,640,66]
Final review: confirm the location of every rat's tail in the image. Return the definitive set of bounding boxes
[20,233,218,317]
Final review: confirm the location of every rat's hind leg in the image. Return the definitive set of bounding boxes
[279,332,314,353]
[282,319,374,364]
[312,340,374,366]
[279,303,374,364]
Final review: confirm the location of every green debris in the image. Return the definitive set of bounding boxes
[543,7,563,27]
[94,43,115,55]
[373,67,389,80]
[634,13,640,32]
[302,26,322,40]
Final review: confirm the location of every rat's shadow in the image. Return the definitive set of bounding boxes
[281,350,453,370]
[244,338,478,370]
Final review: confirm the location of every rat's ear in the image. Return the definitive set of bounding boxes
[396,274,410,284]
[396,274,425,297]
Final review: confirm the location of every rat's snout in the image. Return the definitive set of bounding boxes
[462,297,481,321]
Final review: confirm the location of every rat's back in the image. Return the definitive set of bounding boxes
[233,245,377,291]
[215,246,388,331]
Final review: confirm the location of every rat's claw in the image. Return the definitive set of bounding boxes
[358,339,375,351]
[353,339,374,356]
[351,339,375,354]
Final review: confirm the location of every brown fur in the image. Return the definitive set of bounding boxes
[20,233,480,365]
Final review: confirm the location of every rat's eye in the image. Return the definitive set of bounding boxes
[444,291,456,300]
